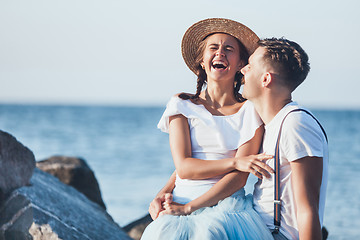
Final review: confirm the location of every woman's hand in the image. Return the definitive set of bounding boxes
[149,193,173,220]
[159,201,192,217]
[234,153,274,179]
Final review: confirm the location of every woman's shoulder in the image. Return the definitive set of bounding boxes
[158,93,210,132]
[222,100,253,117]
[176,92,191,98]
[164,93,198,114]
[238,100,258,115]
[174,92,195,101]
[169,92,202,106]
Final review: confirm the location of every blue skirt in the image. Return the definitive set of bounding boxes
[141,192,273,240]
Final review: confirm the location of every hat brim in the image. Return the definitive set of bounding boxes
[181,18,259,74]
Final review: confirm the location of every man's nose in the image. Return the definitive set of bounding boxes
[240,65,248,74]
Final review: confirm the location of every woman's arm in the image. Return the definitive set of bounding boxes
[169,114,233,179]
[161,126,270,216]
[169,114,272,180]
[148,171,176,220]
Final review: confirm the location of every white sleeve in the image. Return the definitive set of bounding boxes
[281,112,325,162]
[157,96,184,133]
[235,101,263,148]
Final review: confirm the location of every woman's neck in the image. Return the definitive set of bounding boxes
[202,79,236,108]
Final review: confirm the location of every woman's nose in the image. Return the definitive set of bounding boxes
[215,49,225,57]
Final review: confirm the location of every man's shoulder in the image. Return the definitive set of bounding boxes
[280,106,327,162]
[282,106,323,133]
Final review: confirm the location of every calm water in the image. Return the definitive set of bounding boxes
[0,104,359,239]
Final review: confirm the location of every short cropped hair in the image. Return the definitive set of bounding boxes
[258,38,310,91]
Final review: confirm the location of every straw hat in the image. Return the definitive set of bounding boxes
[181,18,259,74]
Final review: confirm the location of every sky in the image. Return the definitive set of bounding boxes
[1,0,359,109]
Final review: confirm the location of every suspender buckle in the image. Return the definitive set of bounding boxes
[274,200,281,205]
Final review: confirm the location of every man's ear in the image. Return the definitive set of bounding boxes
[262,72,273,87]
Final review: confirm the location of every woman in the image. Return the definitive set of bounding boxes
[141,18,273,239]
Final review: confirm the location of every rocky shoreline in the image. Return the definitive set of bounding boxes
[0,130,150,240]
[0,130,330,240]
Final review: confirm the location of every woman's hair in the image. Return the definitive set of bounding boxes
[179,34,249,102]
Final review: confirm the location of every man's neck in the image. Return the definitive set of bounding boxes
[253,97,292,125]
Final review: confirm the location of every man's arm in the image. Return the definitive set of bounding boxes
[290,156,323,240]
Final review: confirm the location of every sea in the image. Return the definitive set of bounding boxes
[0,103,359,239]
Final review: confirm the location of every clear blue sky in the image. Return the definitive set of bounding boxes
[1,0,359,109]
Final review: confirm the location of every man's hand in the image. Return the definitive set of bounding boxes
[234,153,274,179]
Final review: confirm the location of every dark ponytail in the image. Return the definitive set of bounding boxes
[234,72,246,102]
[179,39,207,100]
[178,69,206,100]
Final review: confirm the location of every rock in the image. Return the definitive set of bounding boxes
[0,130,35,201]
[322,226,328,240]
[36,156,106,209]
[0,168,132,240]
[29,222,61,240]
[123,214,152,240]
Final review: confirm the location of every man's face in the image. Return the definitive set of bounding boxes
[240,47,267,100]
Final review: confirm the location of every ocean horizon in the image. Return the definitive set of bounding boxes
[0,103,359,239]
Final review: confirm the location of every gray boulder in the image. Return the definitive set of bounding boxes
[0,131,35,201]
[123,214,152,240]
[36,156,106,209]
[0,168,132,240]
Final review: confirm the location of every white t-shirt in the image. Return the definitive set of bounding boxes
[158,96,263,204]
[253,102,329,240]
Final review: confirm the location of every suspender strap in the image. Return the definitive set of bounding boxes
[273,109,328,231]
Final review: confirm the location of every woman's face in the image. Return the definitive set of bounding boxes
[201,33,243,83]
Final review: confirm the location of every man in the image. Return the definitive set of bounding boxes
[241,38,329,240]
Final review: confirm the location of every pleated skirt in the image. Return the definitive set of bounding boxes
[141,192,273,240]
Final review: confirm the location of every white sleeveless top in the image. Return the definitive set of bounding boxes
[157,96,263,204]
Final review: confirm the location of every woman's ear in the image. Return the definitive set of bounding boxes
[238,60,246,72]
[237,65,242,72]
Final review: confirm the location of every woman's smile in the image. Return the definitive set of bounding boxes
[211,60,228,71]
[201,33,242,81]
